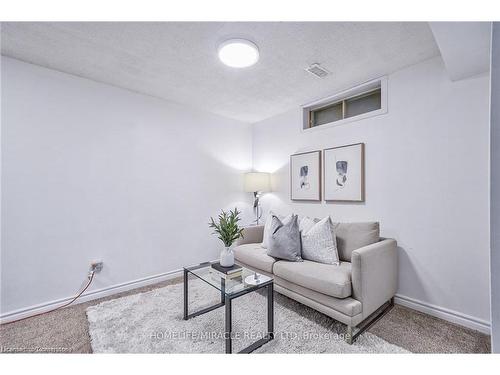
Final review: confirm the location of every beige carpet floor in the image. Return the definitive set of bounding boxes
[0,277,491,354]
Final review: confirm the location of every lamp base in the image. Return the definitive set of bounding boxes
[244,273,271,286]
[253,191,263,225]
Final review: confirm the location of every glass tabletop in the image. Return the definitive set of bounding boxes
[183,261,273,296]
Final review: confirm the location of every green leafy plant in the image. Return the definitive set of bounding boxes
[209,208,244,247]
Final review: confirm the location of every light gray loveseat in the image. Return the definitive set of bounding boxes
[234,221,398,344]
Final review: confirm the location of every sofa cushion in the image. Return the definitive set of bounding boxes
[234,243,277,274]
[333,222,380,262]
[273,260,352,298]
[273,276,362,316]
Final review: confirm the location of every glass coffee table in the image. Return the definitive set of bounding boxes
[183,261,274,354]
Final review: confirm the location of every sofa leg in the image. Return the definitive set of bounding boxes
[345,298,395,345]
[345,326,354,345]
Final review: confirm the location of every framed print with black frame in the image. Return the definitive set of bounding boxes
[323,143,365,202]
[290,150,321,201]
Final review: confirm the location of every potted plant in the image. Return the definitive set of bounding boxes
[209,208,244,267]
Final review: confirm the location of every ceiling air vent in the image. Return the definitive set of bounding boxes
[305,63,330,78]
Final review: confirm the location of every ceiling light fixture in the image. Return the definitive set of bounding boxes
[218,39,259,68]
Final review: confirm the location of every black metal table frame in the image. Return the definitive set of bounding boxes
[183,263,274,354]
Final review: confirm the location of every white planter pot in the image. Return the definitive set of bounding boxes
[220,246,234,267]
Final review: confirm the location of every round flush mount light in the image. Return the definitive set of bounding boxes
[217,39,259,68]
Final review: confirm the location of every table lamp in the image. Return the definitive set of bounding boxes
[244,172,271,225]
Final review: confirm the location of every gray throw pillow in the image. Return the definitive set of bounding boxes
[261,211,293,249]
[266,214,302,261]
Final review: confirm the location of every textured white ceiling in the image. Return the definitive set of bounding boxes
[1,22,440,123]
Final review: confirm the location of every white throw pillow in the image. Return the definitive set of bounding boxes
[261,211,292,248]
[299,216,318,233]
[301,216,340,265]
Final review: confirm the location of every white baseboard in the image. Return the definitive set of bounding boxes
[0,269,183,324]
[394,294,491,335]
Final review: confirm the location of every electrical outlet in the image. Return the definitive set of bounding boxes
[90,261,103,273]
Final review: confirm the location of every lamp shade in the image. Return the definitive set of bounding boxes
[244,172,271,192]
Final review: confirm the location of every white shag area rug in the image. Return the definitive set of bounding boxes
[86,279,408,353]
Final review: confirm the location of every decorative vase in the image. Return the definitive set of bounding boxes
[220,246,234,267]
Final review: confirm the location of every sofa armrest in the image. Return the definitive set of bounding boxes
[235,225,264,246]
[351,239,398,319]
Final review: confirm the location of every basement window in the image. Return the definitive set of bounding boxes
[303,78,387,130]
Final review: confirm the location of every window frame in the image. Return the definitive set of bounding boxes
[302,77,388,132]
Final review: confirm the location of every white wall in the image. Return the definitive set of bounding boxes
[252,57,491,331]
[490,22,500,352]
[0,57,253,317]
[1,54,493,333]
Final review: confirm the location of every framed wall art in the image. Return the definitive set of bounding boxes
[290,150,321,201]
[323,143,365,202]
